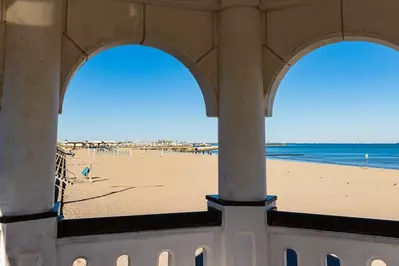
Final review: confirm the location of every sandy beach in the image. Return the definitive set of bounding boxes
[63,149,399,220]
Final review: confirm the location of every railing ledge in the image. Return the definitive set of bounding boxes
[267,209,399,239]
[57,207,222,238]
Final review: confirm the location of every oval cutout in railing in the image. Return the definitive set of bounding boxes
[285,249,298,266]
[117,254,129,266]
[159,251,172,266]
[326,254,340,266]
[371,259,387,266]
[72,258,87,266]
[195,247,205,266]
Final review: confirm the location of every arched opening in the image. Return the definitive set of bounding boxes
[57,44,217,219]
[72,258,87,266]
[158,251,172,266]
[370,259,387,266]
[284,248,298,266]
[326,254,340,266]
[266,41,399,220]
[116,254,129,266]
[195,246,209,266]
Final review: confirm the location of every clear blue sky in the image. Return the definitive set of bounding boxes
[58,42,399,143]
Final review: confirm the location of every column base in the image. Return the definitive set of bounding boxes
[206,195,277,266]
[1,214,57,266]
[206,194,277,209]
[0,211,57,224]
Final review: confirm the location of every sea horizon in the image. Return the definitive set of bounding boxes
[210,143,399,170]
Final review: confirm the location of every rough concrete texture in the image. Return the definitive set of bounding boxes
[343,0,399,49]
[193,47,218,116]
[144,5,214,63]
[1,218,56,266]
[59,35,87,114]
[265,0,342,64]
[1,0,63,216]
[262,46,289,117]
[218,7,266,201]
[66,0,144,54]
[0,23,5,110]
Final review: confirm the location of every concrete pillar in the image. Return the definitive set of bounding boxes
[0,1,63,265]
[0,0,63,216]
[218,6,266,201]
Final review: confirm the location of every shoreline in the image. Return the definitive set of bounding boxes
[62,150,399,220]
[210,152,399,171]
[266,157,399,171]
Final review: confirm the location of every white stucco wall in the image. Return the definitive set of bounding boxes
[269,226,399,266]
[56,227,220,266]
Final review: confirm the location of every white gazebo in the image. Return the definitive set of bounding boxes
[1,0,399,265]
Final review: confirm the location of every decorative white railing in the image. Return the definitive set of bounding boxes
[56,227,220,266]
[51,193,399,266]
[267,210,398,266]
[55,207,222,266]
[269,227,394,265]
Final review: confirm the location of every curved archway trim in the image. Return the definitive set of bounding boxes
[264,35,399,117]
[59,38,218,117]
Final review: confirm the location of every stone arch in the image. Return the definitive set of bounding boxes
[262,0,399,117]
[60,1,217,116]
[263,36,399,117]
[59,40,217,117]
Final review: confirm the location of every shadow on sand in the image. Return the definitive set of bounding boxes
[64,184,164,204]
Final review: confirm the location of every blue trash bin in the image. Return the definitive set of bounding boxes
[82,167,90,177]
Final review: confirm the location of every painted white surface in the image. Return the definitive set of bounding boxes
[0,218,56,266]
[269,226,399,265]
[56,227,220,266]
[217,6,266,202]
[0,0,63,216]
[221,206,269,266]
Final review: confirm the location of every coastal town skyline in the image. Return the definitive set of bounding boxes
[58,139,399,145]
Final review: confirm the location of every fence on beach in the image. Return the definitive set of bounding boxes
[93,148,132,157]
[54,147,75,217]
[82,147,216,160]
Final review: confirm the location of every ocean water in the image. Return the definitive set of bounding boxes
[266,144,399,169]
[211,144,399,170]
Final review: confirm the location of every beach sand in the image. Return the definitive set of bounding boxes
[63,149,399,220]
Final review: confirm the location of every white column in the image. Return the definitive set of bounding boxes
[0,2,63,266]
[218,6,266,201]
[0,0,63,216]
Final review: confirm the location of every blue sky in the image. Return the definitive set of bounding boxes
[58,42,399,143]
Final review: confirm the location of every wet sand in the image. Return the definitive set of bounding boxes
[63,149,399,220]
